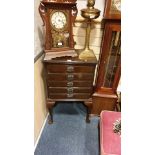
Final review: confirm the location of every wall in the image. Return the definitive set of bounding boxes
[34,55,47,144]
[34,0,46,145]
[34,0,44,57]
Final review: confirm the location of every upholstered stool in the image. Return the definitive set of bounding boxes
[100,111,121,155]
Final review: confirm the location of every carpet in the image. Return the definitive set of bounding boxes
[34,102,99,155]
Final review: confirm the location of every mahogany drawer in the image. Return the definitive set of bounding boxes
[46,64,95,73]
[48,93,91,99]
[48,87,93,94]
[46,73,94,81]
[46,81,93,87]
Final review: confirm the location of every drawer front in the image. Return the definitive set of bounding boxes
[46,64,95,73]
[45,63,96,100]
[48,93,91,99]
[47,73,94,81]
[48,87,93,94]
[46,81,93,87]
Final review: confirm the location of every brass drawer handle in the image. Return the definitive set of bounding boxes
[67,87,73,93]
[67,66,74,72]
[67,82,73,87]
[67,93,73,98]
[67,74,74,80]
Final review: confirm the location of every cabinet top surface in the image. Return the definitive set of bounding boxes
[43,55,97,65]
[41,0,77,4]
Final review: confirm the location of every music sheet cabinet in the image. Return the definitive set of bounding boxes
[43,56,97,123]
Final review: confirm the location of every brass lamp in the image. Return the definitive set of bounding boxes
[78,0,100,60]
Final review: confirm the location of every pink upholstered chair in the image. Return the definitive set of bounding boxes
[100,111,121,155]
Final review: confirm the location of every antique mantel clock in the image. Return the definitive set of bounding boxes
[39,0,78,52]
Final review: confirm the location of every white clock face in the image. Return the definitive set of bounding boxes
[50,11,67,30]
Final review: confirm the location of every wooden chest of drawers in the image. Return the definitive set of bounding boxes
[43,56,97,123]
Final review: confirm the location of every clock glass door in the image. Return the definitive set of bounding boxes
[95,22,121,93]
[103,30,121,88]
[50,10,70,48]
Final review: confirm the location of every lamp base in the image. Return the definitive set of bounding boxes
[78,49,96,60]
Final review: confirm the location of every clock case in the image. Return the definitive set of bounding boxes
[91,0,121,114]
[104,0,121,20]
[39,0,78,52]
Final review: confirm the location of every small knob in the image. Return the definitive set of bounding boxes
[67,74,74,81]
[67,66,74,72]
[67,94,73,98]
[67,82,73,87]
[67,87,73,93]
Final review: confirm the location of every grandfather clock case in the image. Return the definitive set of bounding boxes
[92,0,121,114]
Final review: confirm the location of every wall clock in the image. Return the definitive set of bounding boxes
[104,0,121,19]
[39,0,78,52]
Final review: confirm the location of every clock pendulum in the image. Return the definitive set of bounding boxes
[78,0,100,60]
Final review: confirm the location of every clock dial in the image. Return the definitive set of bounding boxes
[50,11,67,30]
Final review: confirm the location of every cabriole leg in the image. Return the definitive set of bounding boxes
[47,99,55,124]
[84,99,92,123]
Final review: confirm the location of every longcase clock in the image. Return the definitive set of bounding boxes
[39,0,78,52]
[92,0,121,114]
